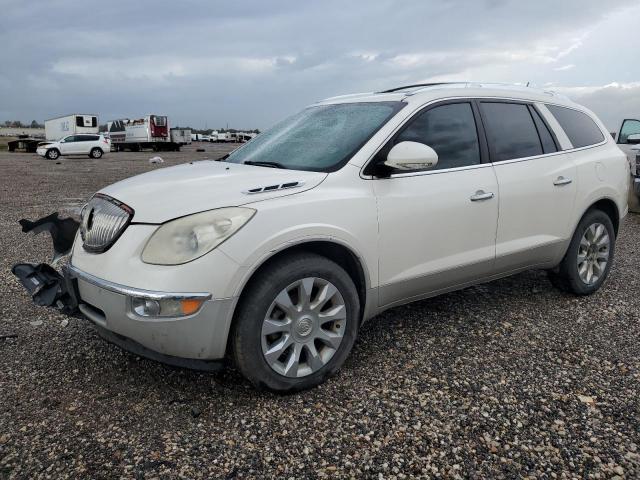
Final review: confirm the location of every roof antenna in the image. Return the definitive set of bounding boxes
[526,81,531,87]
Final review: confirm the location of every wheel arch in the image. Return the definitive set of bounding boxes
[230,239,371,328]
[584,197,620,236]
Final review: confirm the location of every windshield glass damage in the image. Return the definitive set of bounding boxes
[224,102,404,172]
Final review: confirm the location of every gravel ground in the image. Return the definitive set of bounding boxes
[1,145,639,479]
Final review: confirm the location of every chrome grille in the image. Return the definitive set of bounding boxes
[80,195,133,252]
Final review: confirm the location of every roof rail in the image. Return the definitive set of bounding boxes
[378,82,456,93]
[378,82,567,99]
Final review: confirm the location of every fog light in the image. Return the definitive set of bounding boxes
[131,296,206,318]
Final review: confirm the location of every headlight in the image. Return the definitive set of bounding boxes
[141,207,256,265]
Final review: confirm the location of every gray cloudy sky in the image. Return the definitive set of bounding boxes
[2,0,639,131]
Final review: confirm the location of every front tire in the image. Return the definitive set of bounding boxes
[46,149,59,160]
[548,209,615,295]
[232,253,360,392]
[90,148,103,159]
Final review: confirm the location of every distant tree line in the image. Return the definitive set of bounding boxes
[2,120,44,128]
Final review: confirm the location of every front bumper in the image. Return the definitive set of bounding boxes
[67,264,235,362]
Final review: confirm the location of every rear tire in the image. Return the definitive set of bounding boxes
[232,253,360,392]
[548,209,615,295]
[90,148,103,159]
[46,149,59,160]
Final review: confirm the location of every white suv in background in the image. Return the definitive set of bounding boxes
[15,83,629,391]
[613,118,640,212]
[37,133,111,160]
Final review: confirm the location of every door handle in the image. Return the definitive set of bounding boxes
[470,190,495,202]
[553,176,572,186]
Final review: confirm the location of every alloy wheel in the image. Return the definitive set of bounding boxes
[577,222,610,285]
[261,277,346,378]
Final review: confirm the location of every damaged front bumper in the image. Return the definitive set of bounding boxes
[12,211,82,314]
[12,263,80,314]
[12,212,227,371]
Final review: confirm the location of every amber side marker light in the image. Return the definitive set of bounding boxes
[181,299,206,316]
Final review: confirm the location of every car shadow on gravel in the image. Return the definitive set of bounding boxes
[83,267,562,396]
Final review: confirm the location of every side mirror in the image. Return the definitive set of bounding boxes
[627,133,640,144]
[384,141,439,171]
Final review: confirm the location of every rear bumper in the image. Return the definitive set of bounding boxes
[67,264,236,361]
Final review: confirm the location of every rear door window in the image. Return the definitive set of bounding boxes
[480,102,543,162]
[394,102,481,170]
[618,119,640,144]
[546,105,605,148]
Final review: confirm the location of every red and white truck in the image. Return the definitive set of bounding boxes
[108,115,185,151]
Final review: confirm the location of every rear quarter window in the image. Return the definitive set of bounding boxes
[546,105,605,149]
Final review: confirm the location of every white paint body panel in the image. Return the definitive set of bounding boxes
[492,153,577,268]
[373,164,499,306]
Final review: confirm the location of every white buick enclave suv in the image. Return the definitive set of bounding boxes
[15,83,629,391]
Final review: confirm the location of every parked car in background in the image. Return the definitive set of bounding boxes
[36,133,111,159]
[15,83,628,392]
[613,118,640,212]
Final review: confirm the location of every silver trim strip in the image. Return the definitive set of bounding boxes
[67,264,212,301]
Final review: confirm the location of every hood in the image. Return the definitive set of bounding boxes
[99,160,328,223]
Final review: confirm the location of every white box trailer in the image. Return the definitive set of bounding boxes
[170,128,191,146]
[45,114,98,141]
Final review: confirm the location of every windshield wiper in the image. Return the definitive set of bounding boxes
[215,153,230,162]
[243,160,286,169]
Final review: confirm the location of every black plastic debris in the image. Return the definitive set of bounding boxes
[12,263,78,314]
[19,212,80,262]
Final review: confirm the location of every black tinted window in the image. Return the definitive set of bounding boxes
[395,102,480,170]
[546,105,604,148]
[530,107,557,154]
[481,102,542,162]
